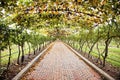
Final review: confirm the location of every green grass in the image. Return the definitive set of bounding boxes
[1,43,33,65]
[73,42,120,67]
[91,46,120,67]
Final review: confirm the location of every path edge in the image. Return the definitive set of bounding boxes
[12,42,54,80]
[64,43,115,80]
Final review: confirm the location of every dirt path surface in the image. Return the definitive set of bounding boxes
[21,41,102,80]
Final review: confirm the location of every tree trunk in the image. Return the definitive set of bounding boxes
[0,50,1,70]
[87,41,91,50]
[27,42,31,57]
[37,45,39,51]
[7,39,11,70]
[79,40,85,52]
[88,37,100,58]
[70,40,72,46]
[42,42,44,49]
[117,43,120,48]
[39,44,41,51]
[88,42,95,58]
[102,38,112,67]
[40,44,42,50]
[73,42,75,48]
[67,40,69,44]
[102,26,112,67]
[17,45,21,64]
[78,39,81,50]
[96,43,102,64]
[34,48,36,55]
[44,42,46,47]
[44,42,45,48]
[16,27,21,64]
[21,44,24,63]
[85,42,88,52]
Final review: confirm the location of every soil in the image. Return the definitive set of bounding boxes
[0,48,44,80]
[78,51,120,80]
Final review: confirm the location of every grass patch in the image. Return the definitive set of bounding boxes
[1,43,33,65]
[73,42,120,67]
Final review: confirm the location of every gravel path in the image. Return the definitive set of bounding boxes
[21,41,102,80]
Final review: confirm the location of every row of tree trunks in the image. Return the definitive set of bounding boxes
[67,36,111,67]
[1,40,56,71]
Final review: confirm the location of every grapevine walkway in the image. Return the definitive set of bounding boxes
[14,41,110,80]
